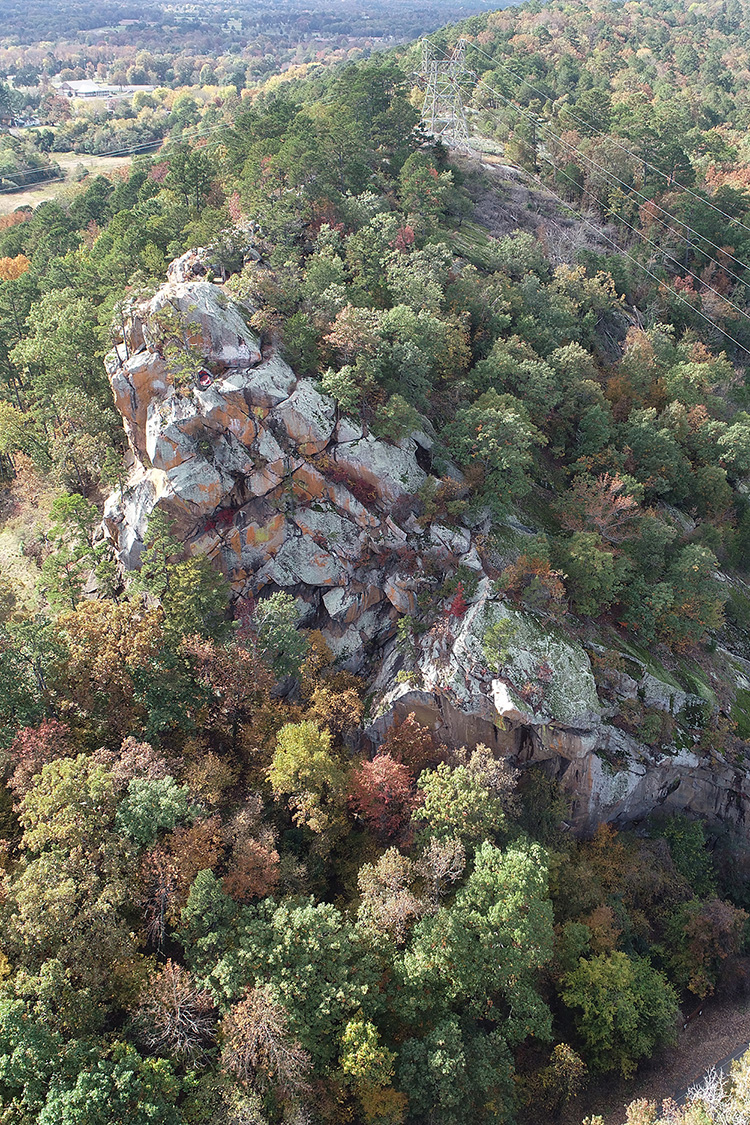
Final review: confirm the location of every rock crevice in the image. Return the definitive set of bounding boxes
[103,266,750,833]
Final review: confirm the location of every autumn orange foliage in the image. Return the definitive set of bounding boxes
[559,473,640,545]
[0,254,30,282]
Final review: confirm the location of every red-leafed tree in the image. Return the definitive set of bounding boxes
[559,472,640,545]
[380,712,445,774]
[223,837,280,903]
[140,815,224,946]
[7,719,73,798]
[348,753,419,842]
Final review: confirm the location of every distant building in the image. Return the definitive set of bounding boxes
[56,80,155,101]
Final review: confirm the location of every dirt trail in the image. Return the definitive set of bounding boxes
[562,997,750,1125]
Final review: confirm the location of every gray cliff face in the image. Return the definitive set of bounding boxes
[103,261,750,834]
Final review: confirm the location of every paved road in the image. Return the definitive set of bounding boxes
[674,1039,750,1106]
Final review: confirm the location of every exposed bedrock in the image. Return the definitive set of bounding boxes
[102,263,750,834]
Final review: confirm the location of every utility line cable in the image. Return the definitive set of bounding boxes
[434,55,750,355]
[0,118,232,194]
[471,82,750,289]
[460,36,750,242]
[424,38,750,287]
[460,60,750,291]
[470,72,750,329]
[508,162,750,360]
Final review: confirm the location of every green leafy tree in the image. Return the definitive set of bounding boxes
[253,591,309,679]
[0,1006,182,1125]
[443,390,546,511]
[199,897,381,1071]
[39,493,105,612]
[558,532,629,617]
[38,1042,182,1125]
[652,815,715,896]
[0,997,76,1125]
[397,839,553,1032]
[178,870,240,975]
[413,760,508,847]
[5,756,137,1004]
[131,511,183,602]
[115,777,196,847]
[133,513,230,640]
[398,151,452,235]
[166,145,213,211]
[398,1018,515,1125]
[0,618,63,742]
[718,411,750,477]
[267,721,348,836]
[161,555,231,642]
[561,952,678,1076]
[469,336,560,424]
[340,1018,395,1089]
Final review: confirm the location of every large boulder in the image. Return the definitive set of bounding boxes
[102,254,750,836]
[102,268,431,623]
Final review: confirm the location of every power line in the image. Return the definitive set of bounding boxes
[459,56,750,291]
[461,36,750,243]
[417,48,750,355]
[465,68,750,355]
[469,72,750,332]
[473,84,750,290]
[555,159,750,331]
[0,119,230,196]
[510,163,750,362]
[421,37,750,358]
[0,173,64,195]
[424,37,750,291]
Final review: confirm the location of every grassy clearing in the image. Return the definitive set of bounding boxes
[0,153,134,215]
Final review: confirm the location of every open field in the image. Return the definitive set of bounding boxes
[0,152,135,215]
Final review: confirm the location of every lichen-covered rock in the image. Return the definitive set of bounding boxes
[333,434,426,501]
[144,281,262,371]
[274,380,336,455]
[103,268,430,618]
[102,254,750,835]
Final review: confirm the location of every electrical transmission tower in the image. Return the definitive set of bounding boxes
[420,39,471,150]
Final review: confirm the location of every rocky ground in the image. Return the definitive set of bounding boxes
[101,249,750,832]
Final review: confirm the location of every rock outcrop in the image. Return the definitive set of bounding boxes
[103,276,433,663]
[370,587,750,832]
[103,265,750,834]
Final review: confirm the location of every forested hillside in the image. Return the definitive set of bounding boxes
[0,0,496,177]
[3,2,750,1123]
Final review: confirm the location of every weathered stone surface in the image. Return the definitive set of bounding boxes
[383,574,418,615]
[167,246,226,284]
[274,380,336,455]
[267,536,342,587]
[242,356,297,408]
[334,434,427,501]
[109,352,170,457]
[145,281,262,370]
[102,253,750,836]
[103,270,426,602]
[430,523,471,557]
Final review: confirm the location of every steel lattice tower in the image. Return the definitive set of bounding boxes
[420,39,470,150]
